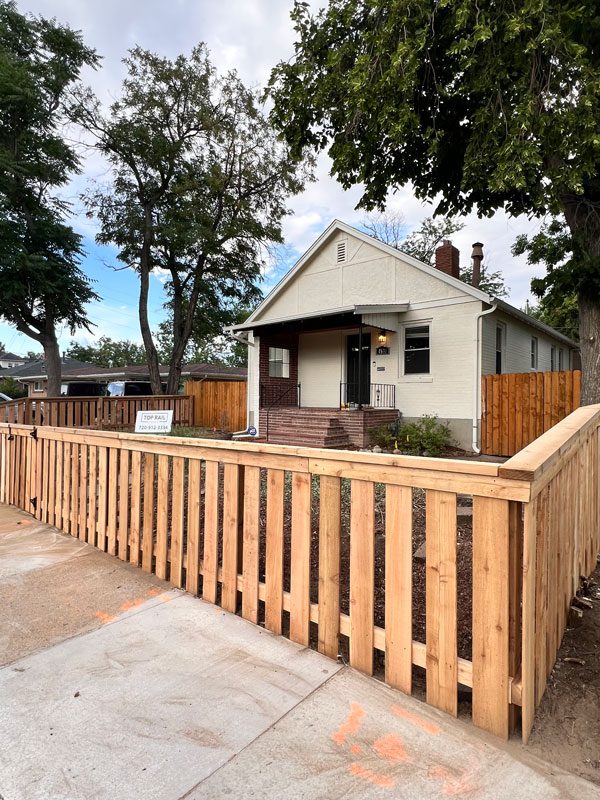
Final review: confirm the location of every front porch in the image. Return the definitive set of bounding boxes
[258,404,399,448]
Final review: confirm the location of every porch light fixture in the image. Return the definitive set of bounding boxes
[378,330,387,344]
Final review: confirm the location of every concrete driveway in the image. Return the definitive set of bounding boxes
[0,505,598,800]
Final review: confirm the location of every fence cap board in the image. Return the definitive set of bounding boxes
[499,404,600,484]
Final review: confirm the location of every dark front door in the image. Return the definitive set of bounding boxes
[346,333,371,405]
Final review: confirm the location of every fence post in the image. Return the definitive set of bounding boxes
[472,496,510,739]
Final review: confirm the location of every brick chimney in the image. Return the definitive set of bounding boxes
[434,240,460,279]
[471,242,484,288]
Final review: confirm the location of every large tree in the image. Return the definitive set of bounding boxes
[270,1,600,403]
[77,46,307,395]
[65,336,147,368]
[0,1,98,395]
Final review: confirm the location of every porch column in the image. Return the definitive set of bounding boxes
[358,320,363,410]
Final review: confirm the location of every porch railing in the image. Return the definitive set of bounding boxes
[340,382,396,409]
[259,383,301,442]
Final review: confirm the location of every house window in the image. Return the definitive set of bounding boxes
[33,381,43,392]
[268,347,290,378]
[530,337,538,370]
[550,346,557,371]
[404,325,430,374]
[495,324,505,374]
[336,241,347,263]
[559,349,565,371]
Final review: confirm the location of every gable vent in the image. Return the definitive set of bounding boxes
[336,240,347,263]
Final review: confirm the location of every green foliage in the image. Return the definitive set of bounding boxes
[65,336,147,368]
[369,414,452,455]
[458,263,510,299]
[0,376,27,398]
[269,0,600,404]
[77,45,309,393]
[368,424,395,449]
[398,416,453,457]
[514,218,580,340]
[0,1,99,380]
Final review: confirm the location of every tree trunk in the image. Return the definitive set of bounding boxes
[138,206,163,395]
[138,265,163,394]
[42,333,62,397]
[562,198,600,405]
[578,293,600,405]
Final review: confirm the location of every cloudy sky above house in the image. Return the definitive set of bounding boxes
[1,0,545,355]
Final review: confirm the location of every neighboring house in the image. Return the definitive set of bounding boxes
[228,220,577,450]
[7,360,246,397]
[0,351,27,369]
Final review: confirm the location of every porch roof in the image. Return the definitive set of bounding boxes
[229,302,409,335]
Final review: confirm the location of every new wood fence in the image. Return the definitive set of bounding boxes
[481,370,581,456]
[0,395,193,430]
[184,380,247,432]
[1,404,598,743]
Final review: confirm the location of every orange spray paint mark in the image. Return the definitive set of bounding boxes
[332,703,365,746]
[428,766,477,797]
[350,744,362,755]
[373,734,409,763]
[95,610,116,624]
[146,587,161,597]
[392,706,441,736]
[348,763,395,788]
[119,597,145,613]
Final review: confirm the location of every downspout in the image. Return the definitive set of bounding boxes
[472,302,497,453]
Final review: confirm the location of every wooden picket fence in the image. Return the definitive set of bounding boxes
[481,370,581,456]
[184,380,247,432]
[0,395,193,430]
[1,404,599,743]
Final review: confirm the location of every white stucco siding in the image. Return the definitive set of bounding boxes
[298,331,344,408]
[252,232,472,324]
[481,311,573,375]
[394,301,481,420]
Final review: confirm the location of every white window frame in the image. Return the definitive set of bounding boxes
[495,323,506,374]
[550,346,557,372]
[530,337,538,370]
[268,347,290,379]
[558,349,565,371]
[33,381,44,392]
[402,322,431,376]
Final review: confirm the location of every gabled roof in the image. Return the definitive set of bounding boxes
[233,219,578,349]
[0,352,26,361]
[237,219,490,330]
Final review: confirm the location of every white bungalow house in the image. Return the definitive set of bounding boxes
[229,220,577,450]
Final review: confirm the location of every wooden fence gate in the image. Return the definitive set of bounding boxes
[184,380,247,432]
[481,370,581,456]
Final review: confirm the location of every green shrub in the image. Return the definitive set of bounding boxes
[0,377,27,399]
[397,415,453,456]
[368,424,394,449]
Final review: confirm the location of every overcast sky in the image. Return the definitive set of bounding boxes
[1,0,545,356]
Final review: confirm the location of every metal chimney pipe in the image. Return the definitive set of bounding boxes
[471,242,484,288]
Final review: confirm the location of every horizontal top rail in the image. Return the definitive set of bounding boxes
[499,403,600,488]
[0,421,532,500]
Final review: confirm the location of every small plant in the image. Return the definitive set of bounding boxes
[368,424,395,449]
[398,415,453,457]
[368,417,403,449]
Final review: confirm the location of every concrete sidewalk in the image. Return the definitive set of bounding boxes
[0,505,598,800]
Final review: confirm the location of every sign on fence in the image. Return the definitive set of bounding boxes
[134,410,173,434]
